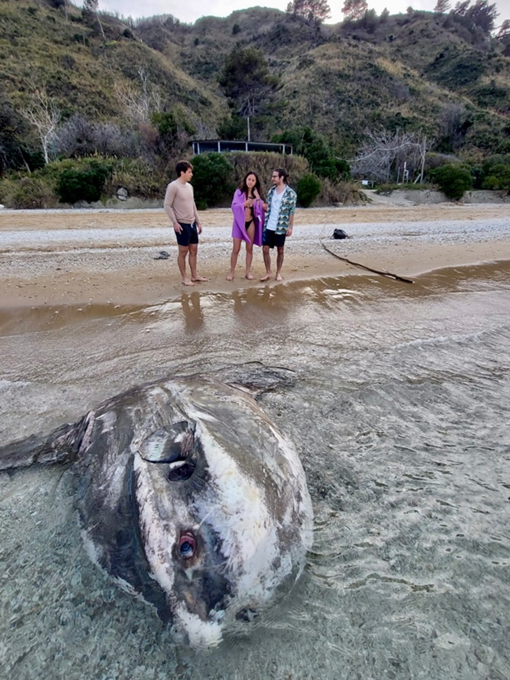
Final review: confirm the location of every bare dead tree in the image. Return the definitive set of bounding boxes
[54,114,128,157]
[438,102,469,150]
[352,130,428,183]
[21,89,61,164]
[114,68,162,125]
[83,0,106,42]
[187,114,215,140]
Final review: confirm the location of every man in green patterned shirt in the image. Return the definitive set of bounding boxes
[260,168,297,282]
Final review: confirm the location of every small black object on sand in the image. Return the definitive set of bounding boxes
[154,250,170,260]
[332,229,349,240]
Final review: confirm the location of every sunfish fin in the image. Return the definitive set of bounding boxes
[0,411,94,472]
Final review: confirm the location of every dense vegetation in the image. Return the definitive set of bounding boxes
[0,0,509,207]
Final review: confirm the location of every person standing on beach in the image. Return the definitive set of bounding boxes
[260,168,297,282]
[164,160,208,287]
[227,171,265,281]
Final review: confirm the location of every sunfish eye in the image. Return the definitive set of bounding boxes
[179,533,197,560]
[167,457,196,482]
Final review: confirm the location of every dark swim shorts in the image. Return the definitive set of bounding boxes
[262,229,286,249]
[175,222,199,247]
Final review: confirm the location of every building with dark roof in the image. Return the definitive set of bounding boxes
[192,140,293,155]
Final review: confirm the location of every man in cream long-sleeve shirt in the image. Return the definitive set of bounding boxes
[164,160,207,286]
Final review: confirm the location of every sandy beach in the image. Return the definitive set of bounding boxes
[2,201,510,679]
[1,201,510,307]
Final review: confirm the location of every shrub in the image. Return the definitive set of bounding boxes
[318,179,369,206]
[481,164,510,191]
[297,173,322,207]
[224,152,310,196]
[190,153,235,208]
[272,126,348,181]
[56,161,112,204]
[429,163,473,199]
[480,155,510,191]
[108,158,163,199]
[1,177,57,209]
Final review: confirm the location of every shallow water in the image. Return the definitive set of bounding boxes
[1,262,510,679]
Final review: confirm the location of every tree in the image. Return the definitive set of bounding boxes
[151,110,195,156]
[342,0,368,21]
[358,8,378,32]
[114,69,162,125]
[481,163,510,190]
[21,89,61,165]
[217,114,247,140]
[286,0,331,24]
[429,163,472,199]
[437,102,472,152]
[352,130,427,183]
[273,126,350,180]
[453,0,471,16]
[0,92,25,175]
[82,0,106,41]
[190,153,235,209]
[56,161,112,204]
[466,0,498,33]
[434,0,451,13]
[497,19,510,38]
[218,48,278,141]
[53,114,129,158]
[297,173,322,207]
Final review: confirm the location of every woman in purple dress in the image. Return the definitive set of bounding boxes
[226,172,265,281]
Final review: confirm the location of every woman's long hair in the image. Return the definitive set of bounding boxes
[239,171,264,200]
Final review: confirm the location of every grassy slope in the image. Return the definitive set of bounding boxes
[0,0,223,126]
[1,0,510,156]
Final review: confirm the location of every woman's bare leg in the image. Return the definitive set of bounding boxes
[245,223,255,279]
[227,239,242,280]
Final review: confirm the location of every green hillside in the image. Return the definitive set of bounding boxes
[1,0,509,205]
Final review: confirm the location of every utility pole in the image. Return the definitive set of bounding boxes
[420,136,426,183]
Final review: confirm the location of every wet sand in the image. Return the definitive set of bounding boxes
[1,204,509,307]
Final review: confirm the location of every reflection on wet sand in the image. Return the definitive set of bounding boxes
[1,260,509,339]
[231,285,292,323]
[0,302,144,337]
[180,291,204,333]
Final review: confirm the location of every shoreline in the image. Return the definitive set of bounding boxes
[1,205,510,308]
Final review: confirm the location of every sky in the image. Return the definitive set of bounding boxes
[85,0,510,27]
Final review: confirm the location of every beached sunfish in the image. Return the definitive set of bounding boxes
[0,366,313,649]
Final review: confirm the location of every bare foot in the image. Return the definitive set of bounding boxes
[245,273,253,280]
[192,275,208,282]
[275,274,283,282]
[182,278,195,286]
[226,273,234,281]
[260,273,271,282]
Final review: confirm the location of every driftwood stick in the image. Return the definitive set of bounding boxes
[320,241,414,284]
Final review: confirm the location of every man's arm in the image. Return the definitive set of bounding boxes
[190,185,201,233]
[163,183,181,231]
[193,202,201,232]
[286,189,297,236]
